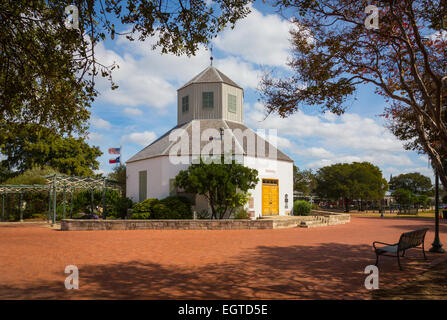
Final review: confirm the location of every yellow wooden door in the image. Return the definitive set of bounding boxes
[262,179,279,215]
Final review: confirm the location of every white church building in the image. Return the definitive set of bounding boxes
[126,65,294,218]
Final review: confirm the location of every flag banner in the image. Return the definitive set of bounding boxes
[109,156,120,164]
[108,147,121,154]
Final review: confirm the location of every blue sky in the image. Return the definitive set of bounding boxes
[87,1,434,180]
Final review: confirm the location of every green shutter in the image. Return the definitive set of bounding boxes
[182,96,189,113]
[202,92,214,109]
[139,171,147,202]
[228,94,237,113]
[169,179,177,196]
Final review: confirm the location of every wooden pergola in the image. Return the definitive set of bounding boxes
[0,174,122,224]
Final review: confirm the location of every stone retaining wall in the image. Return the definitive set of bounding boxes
[61,212,350,231]
[61,219,274,231]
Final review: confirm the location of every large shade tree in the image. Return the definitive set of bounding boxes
[0,124,102,176]
[260,0,447,188]
[315,162,388,212]
[389,172,433,195]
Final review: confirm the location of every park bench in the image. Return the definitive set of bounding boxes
[373,228,429,270]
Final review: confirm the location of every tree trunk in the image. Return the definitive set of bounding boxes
[344,197,350,213]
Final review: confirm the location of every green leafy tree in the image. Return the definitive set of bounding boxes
[315,162,388,212]
[389,172,433,196]
[2,166,61,220]
[293,165,316,196]
[108,164,126,196]
[392,188,414,207]
[260,0,447,190]
[0,124,102,176]
[174,158,259,219]
[0,0,254,135]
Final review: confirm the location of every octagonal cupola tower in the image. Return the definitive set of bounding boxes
[177,65,244,125]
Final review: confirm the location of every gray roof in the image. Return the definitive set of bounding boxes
[178,66,242,90]
[126,119,293,163]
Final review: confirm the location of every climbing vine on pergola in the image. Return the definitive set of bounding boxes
[0,175,122,223]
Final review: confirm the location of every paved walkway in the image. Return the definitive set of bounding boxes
[0,216,446,299]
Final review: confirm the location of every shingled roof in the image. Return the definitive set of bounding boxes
[178,66,242,90]
[126,119,293,163]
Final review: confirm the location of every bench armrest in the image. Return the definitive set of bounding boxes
[373,241,397,250]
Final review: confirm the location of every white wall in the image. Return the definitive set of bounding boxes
[126,156,190,202]
[127,155,294,219]
[243,157,294,218]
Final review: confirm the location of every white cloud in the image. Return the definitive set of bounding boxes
[294,147,335,159]
[91,117,111,130]
[384,166,435,182]
[122,131,157,146]
[94,39,210,109]
[214,57,260,89]
[123,107,144,117]
[244,101,420,173]
[275,136,294,150]
[214,5,292,67]
[246,104,404,153]
[87,132,104,143]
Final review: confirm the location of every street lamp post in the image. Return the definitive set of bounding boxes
[429,171,445,253]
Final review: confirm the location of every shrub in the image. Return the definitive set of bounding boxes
[293,200,312,216]
[159,196,192,219]
[132,198,159,218]
[131,196,192,219]
[311,203,319,210]
[130,210,151,219]
[151,203,171,219]
[234,208,250,219]
[108,197,133,219]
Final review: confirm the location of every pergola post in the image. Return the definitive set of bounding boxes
[52,175,57,225]
[19,192,24,222]
[1,193,5,222]
[6,194,9,221]
[48,189,52,223]
[63,186,66,220]
[102,178,107,220]
[90,188,94,216]
[70,189,74,219]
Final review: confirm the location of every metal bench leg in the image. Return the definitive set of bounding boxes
[401,250,406,257]
[397,253,403,270]
[375,254,379,266]
[422,242,427,260]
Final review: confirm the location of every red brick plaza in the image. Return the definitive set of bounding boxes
[0,216,446,299]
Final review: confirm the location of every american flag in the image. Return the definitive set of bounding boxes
[108,147,120,154]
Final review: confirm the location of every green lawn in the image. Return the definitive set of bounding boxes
[349,212,436,218]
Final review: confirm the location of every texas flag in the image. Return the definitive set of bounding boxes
[109,156,120,164]
[108,147,121,154]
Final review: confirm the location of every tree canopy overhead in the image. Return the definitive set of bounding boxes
[0,0,254,135]
[260,0,447,188]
